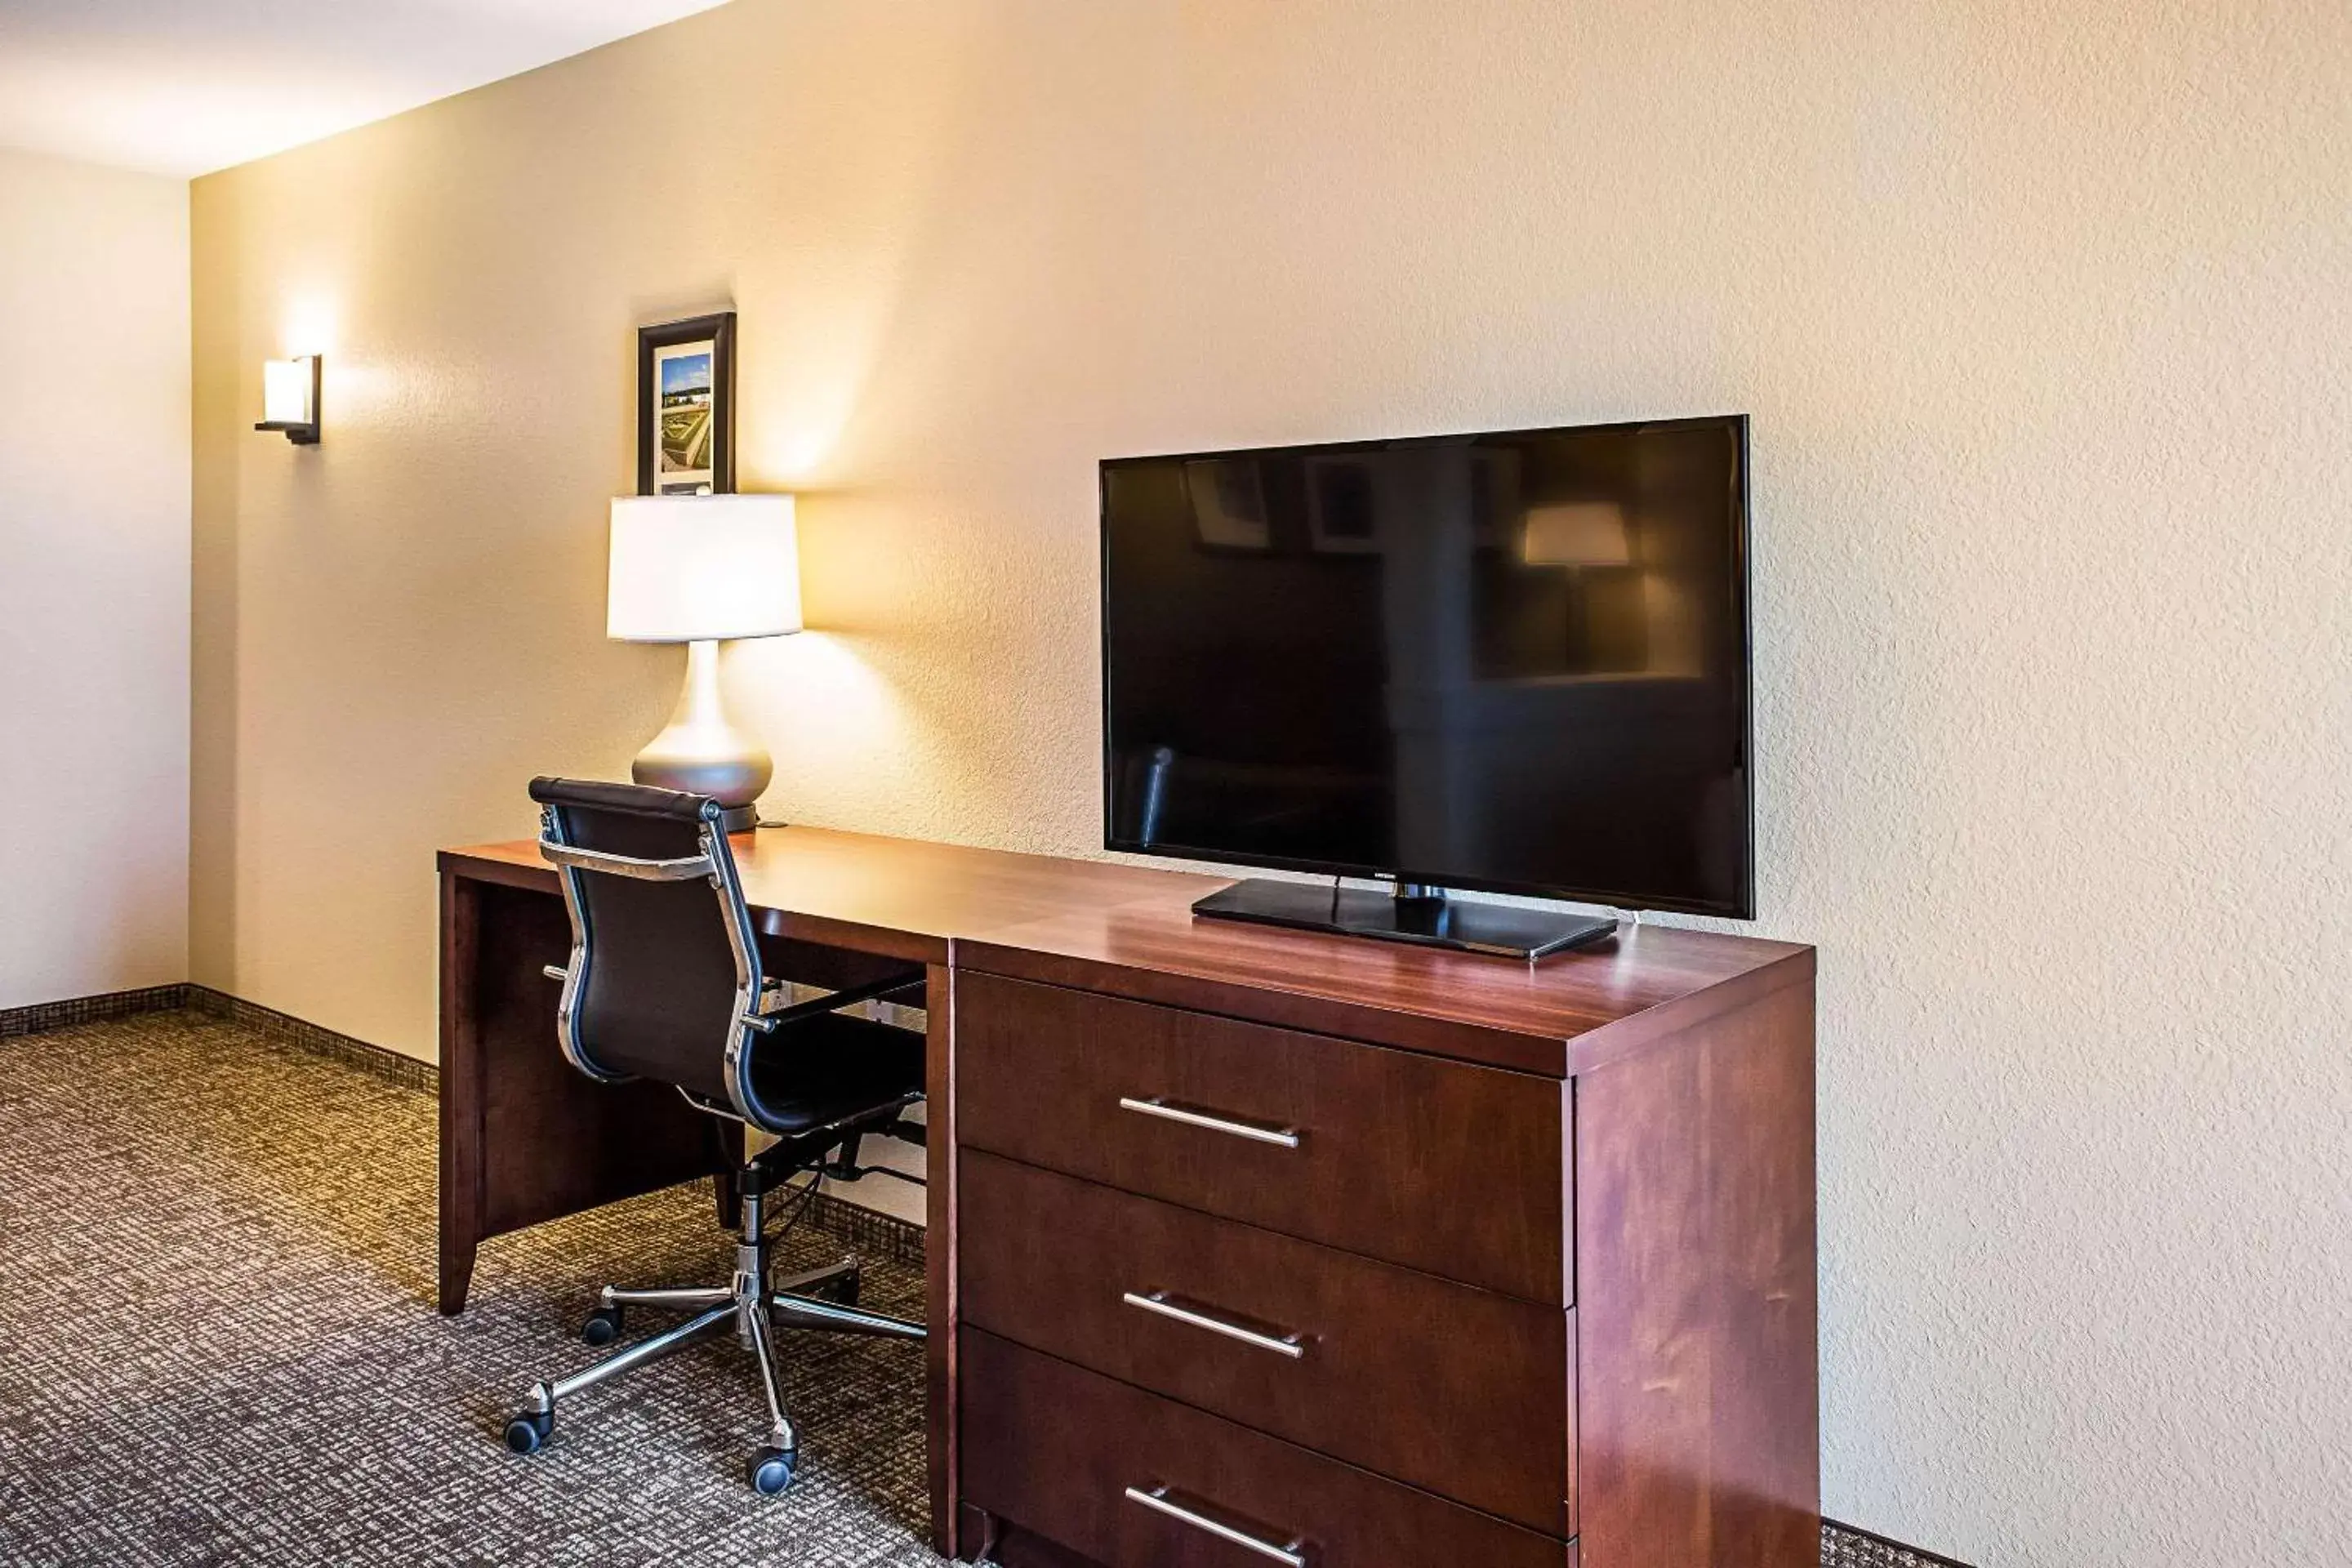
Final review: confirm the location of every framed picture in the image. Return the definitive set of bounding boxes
[637,312,736,496]
[1304,456,1379,554]
[1469,447,1520,548]
[1184,458,1272,551]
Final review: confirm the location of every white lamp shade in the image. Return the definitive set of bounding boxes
[1522,501,1632,568]
[608,493,803,642]
[262,357,314,424]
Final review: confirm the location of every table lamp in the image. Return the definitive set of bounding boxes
[1521,500,1631,567]
[607,493,801,832]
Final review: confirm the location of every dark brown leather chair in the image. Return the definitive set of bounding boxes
[501,777,926,1495]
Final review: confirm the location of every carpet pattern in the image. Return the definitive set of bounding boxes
[0,1005,1956,1567]
[0,1009,937,1567]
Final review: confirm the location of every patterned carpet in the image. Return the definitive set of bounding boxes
[0,1009,938,1567]
[0,1004,1957,1568]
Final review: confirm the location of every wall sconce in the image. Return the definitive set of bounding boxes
[255,355,321,444]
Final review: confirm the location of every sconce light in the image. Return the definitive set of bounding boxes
[256,355,321,444]
[1522,501,1630,567]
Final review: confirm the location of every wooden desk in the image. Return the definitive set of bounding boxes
[441,829,1218,1305]
[439,825,1816,1566]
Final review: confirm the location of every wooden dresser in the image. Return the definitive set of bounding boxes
[944,902,1818,1568]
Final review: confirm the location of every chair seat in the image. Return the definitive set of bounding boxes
[742,1010,926,1138]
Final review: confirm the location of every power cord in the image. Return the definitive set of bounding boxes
[764,1165,825,1250]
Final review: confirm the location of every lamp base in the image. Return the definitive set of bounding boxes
[631,639,773,818]
[717,804,758,835]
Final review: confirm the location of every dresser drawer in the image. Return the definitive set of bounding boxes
[960,1150,1572,1534]
[962,1329,1573,1568]
[955,972,1566,1303]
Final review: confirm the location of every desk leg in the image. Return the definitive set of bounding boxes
[438,868,732,1316]
[926,961,964,1558]
[439,869,486,1315]
[439,1236,479,1316]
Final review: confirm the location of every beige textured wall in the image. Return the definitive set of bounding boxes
[0,147,189,1009]
[188,1,2352,1561]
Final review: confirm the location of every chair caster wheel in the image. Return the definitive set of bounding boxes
[582,1304,624,1345]
[749,1444,797,1495]
[822,1268,860,1307]
[504,1410,553,1454]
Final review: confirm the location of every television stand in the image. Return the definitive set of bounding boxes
[1192,877,1618,960]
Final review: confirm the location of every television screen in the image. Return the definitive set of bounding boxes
[1101,416,1752,919]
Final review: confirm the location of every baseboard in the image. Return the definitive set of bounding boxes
[65,982,927,1264]
[185,986,439,1094]
[0,982,192,1038]
[1823,1519,1974,1567]
[176,987,924,1263]
[2,982,439,1094]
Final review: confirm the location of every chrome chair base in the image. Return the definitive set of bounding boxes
[502,1185,923,1493]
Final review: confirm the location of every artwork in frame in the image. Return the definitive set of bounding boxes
[1304,456,1379,554]
[637,312,737,496]
[1183,457,1272,551]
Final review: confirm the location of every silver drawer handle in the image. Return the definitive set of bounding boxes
[1124,1485,1307,1566]
[1117,1096,1300,1148]
[1122,1291,1307,1359]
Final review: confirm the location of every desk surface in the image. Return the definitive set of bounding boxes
[440,825,1227,964]
[440,825,1810,1077]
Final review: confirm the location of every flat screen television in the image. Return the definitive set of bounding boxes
[1101,415,1752,958]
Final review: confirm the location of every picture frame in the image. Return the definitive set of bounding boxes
[1304,456,1379,554]
[1184,458,1272,551]
[637,311,737,496]
[1469,447,1519,549]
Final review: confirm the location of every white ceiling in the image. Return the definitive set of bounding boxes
[0,0,732,178]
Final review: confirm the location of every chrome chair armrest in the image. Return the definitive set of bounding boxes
[538,839,715,882]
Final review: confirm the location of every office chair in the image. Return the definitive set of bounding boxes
[502,777,928,1494]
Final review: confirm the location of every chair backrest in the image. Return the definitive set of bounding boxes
[528,777,761,1116]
